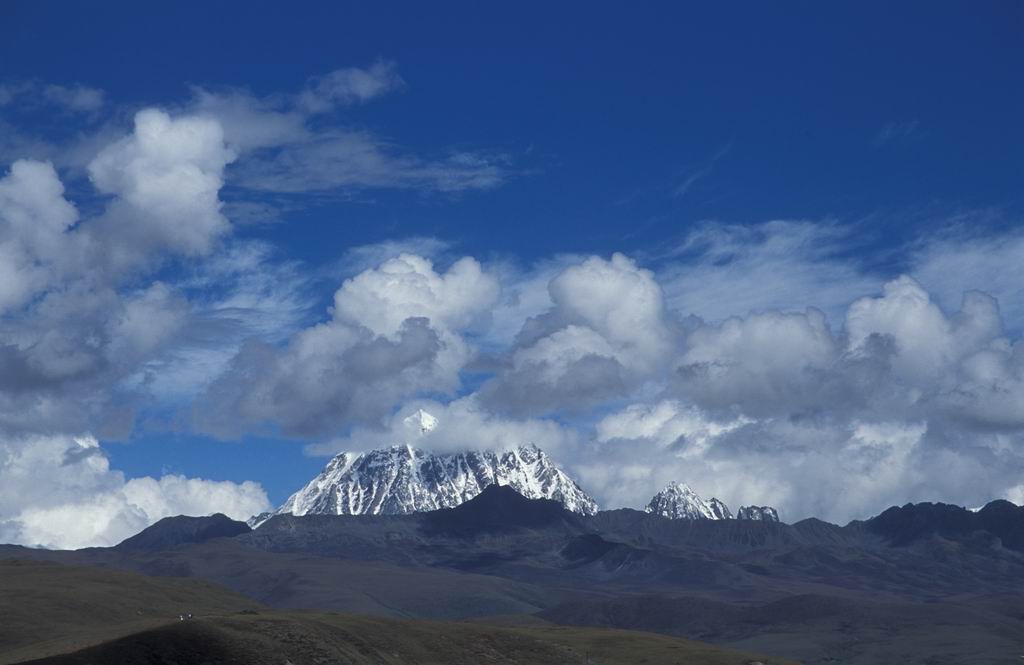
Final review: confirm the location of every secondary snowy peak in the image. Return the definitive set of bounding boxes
[708,497,734,520]
[645,482,780,522]
[262,436,597,525]
[737,505,780,522]
[646,481,724,520]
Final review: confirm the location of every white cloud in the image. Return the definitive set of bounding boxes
[0,81,105,114]
[0,160,79,311]
[42,84,105,113]
[481,253,673,414]
[658,220,881,324]
[297,60,405,113]
[231,131,506,194]
[88,108,236,258]
[578,272,1024,523]
[846,276,957,385]
[197,254,499,439]
[0,108,241,438]
[0,433,269,549]
[5,68,1024,536]
[310,395,578,458]
[189,87,308,152]
[186,64,506,195]
[572,397,1016,524]
[909,226,1024,332]
[333,254,499,337]
[677,308,838,417]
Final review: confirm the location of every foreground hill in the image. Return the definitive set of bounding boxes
[1,559,792,665]
[16,614,796,665]
[0,560,259,665]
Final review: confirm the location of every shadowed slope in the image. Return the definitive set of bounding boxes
[115,514,250,552]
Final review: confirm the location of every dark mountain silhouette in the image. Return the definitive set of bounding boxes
[115,514,250,552]
[421,483,583,535]
[866,499,1024,550]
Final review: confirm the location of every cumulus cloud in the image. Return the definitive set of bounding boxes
[676,308,841,418]
[0,160,79,311]
[0,107,243,438]
[197,254,500,439]
[0,69,514,548]
[0,434,269,549]
[574,396,1024,524]
[656,220,882,324]
[310,395,578,458]
[0,105,297,548]
[480,253,673,415]
[333,254,499,336]
[4,68,1024,538]
[88,109,236,260]
[909,225,1024,332]
[577,273,1024,523]
[188,250,1024,523]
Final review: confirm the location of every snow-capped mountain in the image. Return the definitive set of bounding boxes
[252,410,597,526]
[736,505,780,522]
[708,497,733,520]
[645,481,778,522]
[645,481,728,520]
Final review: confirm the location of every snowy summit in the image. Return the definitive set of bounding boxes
[645,481,779,522]
[252,411,597,526]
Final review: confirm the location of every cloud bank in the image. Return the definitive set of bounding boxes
[1,63,1023,549]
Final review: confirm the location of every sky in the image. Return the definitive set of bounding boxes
[1,2,1023,548]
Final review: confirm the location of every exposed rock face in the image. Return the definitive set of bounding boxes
[645,481,723,520]
[645,482,778,522]
[737,505,781,522]
[708,498,734,520]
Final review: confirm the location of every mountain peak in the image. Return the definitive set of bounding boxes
[403,408,438,434]
[422,484,576,536]
[645,482,780,522]
[261,443,597,524]
[737,505,780,522]
[708,497,734,520]
[646,482,723,520]
[116,513,249,551]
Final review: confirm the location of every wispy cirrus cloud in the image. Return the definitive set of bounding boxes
[671,140,733,199]
[0,80,106,114]
[872,119,921,148]
[188,62,509,196]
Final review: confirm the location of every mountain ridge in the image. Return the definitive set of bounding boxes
[645,481,780,523]
[255,411,597,525]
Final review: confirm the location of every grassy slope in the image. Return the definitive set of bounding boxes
[1,558,793,665]
[0,559,261,665]
[119,539,565,618]
[540,592,1024,665]
[17,612,798,665]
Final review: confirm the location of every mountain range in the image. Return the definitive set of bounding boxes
[252,410,775,527]
[3,411,1021,663]
[5,485,1024,664]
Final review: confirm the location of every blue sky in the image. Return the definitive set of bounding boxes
[6,1,1022,261]
[1,2,1023,546]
